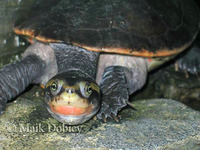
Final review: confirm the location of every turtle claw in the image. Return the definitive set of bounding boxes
[118,114,122,120]
[92,116,97,120]
[126,101,137,110]
[196,73,200,80]
[111,113,119,122]
[175,62,179,72]
[96,95,128,122]
[184,70,189,78]
[97,112,120,123]
[102,113,107,123]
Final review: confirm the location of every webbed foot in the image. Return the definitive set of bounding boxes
[97,66,129,122]
[176,45,200,75]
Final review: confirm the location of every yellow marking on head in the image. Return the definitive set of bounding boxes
[46,79,64,88]
[46,80,53,88]
[40,84,45,89]
[62,91,78,99]
[90,83,100,93]
[51,92,89,108]
[63,84,80,90]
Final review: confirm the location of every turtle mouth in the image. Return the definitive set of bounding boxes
[49,103,94,116]
[45,91,100,125]
[49,92,94,116]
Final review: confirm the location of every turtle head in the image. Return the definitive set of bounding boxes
[44,71,100,125]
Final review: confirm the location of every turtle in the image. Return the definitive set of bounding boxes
[0,0,199,125]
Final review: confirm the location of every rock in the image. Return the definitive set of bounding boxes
[0,88,200,149]
[133,64,200,111]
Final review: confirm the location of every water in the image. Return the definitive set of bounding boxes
[0,0,36,66]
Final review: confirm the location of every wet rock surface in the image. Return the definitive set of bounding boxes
[1,89,200,149]
[133,63,200,111]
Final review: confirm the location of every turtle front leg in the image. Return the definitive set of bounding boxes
[97,66,129,121]
[0,55,45,114]
[0,42,57,114]
[176,45,200,76]
[97,56,148,121]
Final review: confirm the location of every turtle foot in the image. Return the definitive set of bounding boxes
[176,45,200,75]
[97,66,129,122]
[97,95,128,122]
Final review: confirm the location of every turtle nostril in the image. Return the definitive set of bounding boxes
[66,88,75,94]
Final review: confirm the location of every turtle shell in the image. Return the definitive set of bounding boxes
[14,0,200,57]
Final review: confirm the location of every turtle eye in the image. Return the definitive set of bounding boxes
[50,80,62,95]
[80,82,93,98]
[51,82,58,91]
[85,85,92,95]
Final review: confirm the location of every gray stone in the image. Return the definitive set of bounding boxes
[0,87,200,149]
[133,64,200,111]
